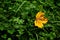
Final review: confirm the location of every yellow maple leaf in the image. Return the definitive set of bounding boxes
[34,11,48,28]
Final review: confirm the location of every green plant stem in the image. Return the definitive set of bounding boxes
[16,1,26,13]
[36,33,38,40]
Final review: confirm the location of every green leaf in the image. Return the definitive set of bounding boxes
[7,38,12,40]
[7,29,15,34]
[0,26,4,31]
[17,29,24,35]
[1,34,7,38]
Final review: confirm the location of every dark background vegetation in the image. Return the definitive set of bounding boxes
[0,0,60,40]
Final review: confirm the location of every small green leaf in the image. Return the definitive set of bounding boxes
[1,34,7,38]
[0,26,4,31]
[7,30,15,34]
[7,38,12,40]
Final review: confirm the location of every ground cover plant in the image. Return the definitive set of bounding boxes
[0,0,60,40]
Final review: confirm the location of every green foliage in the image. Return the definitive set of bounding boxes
[0,0,60,40]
